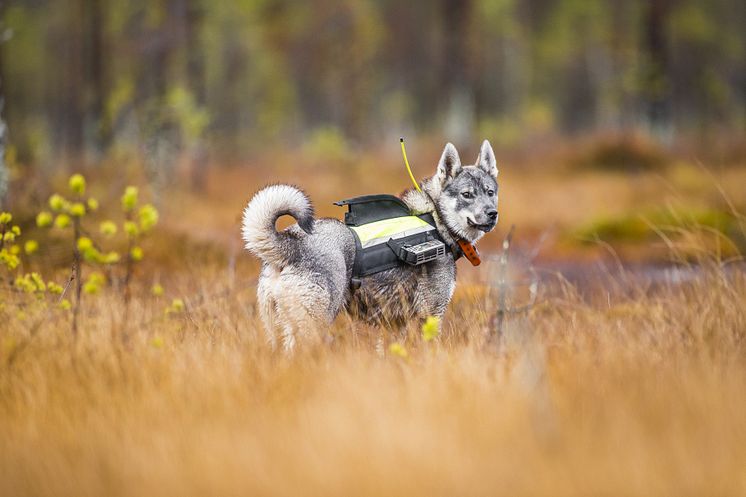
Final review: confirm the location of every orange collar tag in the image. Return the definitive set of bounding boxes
[457,240,481,266]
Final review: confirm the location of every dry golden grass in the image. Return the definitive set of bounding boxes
[1,251,745,496]
[3,157,746,496]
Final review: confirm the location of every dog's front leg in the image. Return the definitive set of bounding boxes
[375,325,408,357]
[375,330,385,357]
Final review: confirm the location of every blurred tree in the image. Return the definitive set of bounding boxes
[0,9,9,207]
[0,77,8,209]
[184,0,208,191]
[442,0,475,143]
[643,0,672,139]
[56,0,85,166]
[0,0,743,170]
[85,0,108,155]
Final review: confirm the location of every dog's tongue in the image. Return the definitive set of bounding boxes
[457,240,481,266]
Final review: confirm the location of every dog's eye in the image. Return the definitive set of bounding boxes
[461,191,473,199]
[487,189,495,196]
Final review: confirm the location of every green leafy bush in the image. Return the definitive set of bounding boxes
[0,211,68,309]
[35,174,162,330]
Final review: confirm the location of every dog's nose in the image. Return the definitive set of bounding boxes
[487,209,498,220]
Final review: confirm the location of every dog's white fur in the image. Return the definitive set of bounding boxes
[242,184,314,266]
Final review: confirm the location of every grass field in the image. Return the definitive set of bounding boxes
[1,159,746,496]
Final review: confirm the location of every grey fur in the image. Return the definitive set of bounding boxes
[242,141,499,351]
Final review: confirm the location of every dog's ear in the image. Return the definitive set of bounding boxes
[476,139,498,178]
[436,143,462,183]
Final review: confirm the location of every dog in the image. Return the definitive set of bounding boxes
[242,140,499,351]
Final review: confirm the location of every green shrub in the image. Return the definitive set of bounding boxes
[36,174,162,331]
[577,208,740,244]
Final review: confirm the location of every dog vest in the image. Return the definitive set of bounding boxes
[334,194,459,279]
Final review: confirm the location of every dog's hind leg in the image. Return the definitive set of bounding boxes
[281,321,297,352]
[270,297,298,353]
[286,302,329,350]
[258,297,279,349]
[274,295,325,353]
[257,273,279,349]
[264,265,341,353]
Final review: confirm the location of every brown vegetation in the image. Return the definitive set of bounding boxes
[2,160,746,495]
[1,250,745,496]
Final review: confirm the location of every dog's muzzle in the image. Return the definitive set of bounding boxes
[467,218,496,232]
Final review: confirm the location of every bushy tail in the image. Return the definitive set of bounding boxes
[241,184,314,266]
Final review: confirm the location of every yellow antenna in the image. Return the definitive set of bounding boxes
[400,137,421,192]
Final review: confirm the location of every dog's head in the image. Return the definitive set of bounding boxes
[433,140,499,243]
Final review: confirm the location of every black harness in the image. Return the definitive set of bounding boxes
[334,194,462,283]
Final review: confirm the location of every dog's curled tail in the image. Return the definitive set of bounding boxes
[241,184,314,266]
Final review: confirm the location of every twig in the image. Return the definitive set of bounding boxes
[488,226,543,350]
[71,216,82,336]
[6,265,75,367]
[118,210,137,345]
[491,225,515,344]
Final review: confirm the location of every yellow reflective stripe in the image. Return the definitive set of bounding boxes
[350,216,431,245]
[357,225,433,248]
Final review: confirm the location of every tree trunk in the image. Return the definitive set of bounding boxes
[0,20,9,208]
[643,0,673,140]
[185,0,209,192]
[86,0,109,155]
[0,90,9,209]
[61,0,86,168]
[441,0,474,143]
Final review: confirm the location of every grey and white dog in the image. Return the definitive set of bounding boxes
[242,140,499,351]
